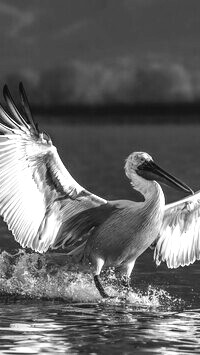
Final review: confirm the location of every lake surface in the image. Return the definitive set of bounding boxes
[0,122,200,354]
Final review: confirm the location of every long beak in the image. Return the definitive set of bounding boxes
[137,161,194,194]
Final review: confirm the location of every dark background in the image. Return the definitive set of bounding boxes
[1,0,200,119]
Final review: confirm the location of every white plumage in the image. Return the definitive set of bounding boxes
[154,192,200,268]
[0,84,107,255]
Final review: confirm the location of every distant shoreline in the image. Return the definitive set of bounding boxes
[32,102,200,124]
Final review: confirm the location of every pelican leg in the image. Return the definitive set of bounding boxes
[94,275,109,298]
[119,259,135,293]
[93,257,109,298]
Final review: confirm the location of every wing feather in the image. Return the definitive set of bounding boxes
[3,85,30,129]
[154,191,200,268]
[19,82,39,132]
[0,84,107,253]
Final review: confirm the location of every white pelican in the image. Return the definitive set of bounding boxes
[0,84,197,298]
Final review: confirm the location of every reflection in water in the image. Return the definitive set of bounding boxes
[0,303,200,354]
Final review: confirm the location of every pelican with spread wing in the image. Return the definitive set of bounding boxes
[0,84,197,298]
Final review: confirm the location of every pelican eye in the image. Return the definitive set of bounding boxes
[137,160,151,170]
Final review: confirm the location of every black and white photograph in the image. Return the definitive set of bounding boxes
[0,1,200,354]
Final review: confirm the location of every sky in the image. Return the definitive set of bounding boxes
[0,0,200,73]
[0,0,200,103]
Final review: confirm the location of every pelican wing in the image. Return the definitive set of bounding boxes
[154,191,200,268]
[0,84,107,253]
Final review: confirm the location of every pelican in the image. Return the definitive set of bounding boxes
[0,84,198,299]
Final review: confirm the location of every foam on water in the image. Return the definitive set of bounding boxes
[0,250,181,308]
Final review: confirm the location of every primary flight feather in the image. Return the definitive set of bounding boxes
[0,83,198,298]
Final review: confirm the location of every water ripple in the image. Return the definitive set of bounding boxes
[0,251,198,354]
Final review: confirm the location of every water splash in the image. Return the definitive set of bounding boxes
[0,250,181,308]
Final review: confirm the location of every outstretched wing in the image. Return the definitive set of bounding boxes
[0,83,107,253]
[154,191,200,268]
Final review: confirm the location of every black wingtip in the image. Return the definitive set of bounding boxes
[19,82,25,96]
[3,84,11,101]
[18,82,39,135]
[1,83,40,136]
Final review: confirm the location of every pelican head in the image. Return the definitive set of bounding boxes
[125,152,193,194]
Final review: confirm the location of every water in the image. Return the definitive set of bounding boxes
[0,251,200,354]
[0,122,200,354]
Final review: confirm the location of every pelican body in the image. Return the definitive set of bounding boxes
[86,183,164,274]
[60,152,192,297]
[0,84,196,298]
